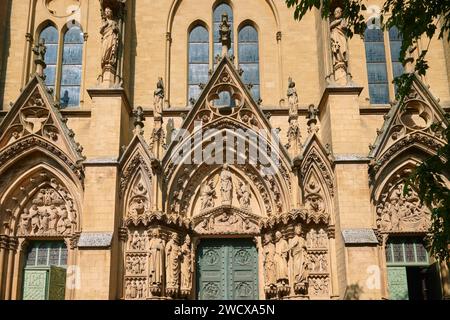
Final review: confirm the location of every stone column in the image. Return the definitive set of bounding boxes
[0,235,8,299]
[4,237,18,300]
[11,238,27,300]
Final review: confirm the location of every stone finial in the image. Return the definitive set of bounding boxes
[133,106,145,135]
[32,39,47,79]
[219,12,231,57]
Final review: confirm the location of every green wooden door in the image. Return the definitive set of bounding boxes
[23,269,49,300]
[23,266,66,300]
[197,239,258,300]
[387,267,409,300]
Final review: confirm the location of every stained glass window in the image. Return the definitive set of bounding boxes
[213,3,233,58]
[238,25,260,101]
[389,26,404,95]
[385,238,429,265]
[39,25,59,93]
[60,25,83,107]
[364,19,389,104]
[26,242,68,267]
[188,25,209,102]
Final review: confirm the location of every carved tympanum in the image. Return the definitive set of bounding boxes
[17,180,78,236]
[377,182,431,232]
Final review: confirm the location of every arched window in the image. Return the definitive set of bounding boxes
[213,3,233,59]
[364,19,389,104]
[39,25,58,93]
[188,25,209,102]
[389,26,404,80]
[238,25,260,101]
[60,25,83,107]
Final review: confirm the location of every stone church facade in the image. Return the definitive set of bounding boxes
[0,0,449,300]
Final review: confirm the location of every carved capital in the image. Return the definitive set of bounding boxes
[0,235,9,249]
[7,237,18,251]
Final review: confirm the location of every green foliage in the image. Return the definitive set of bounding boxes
[286,0,450,260]
[407,116,450,261]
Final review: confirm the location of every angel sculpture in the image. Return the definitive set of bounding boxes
[200,178,218,210]
[236,181,251,209]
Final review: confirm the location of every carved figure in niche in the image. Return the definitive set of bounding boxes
[289,225,309,290]
[125,280,131,299]
[100,7,120,71]
[262,233,276,287]
[377,182,430,232]
[274,231,289,285]
[318,254,328,272]
[310,277,329,296]
[305,179,325,213]
[200,179,216,210]
[287,77,299,117]
[220,164,233,205]
[317,229,328,248]
[306,229,317,248]
[154,78,164,118]
[148,229,165,286]
[166,233,181,289]
[236,181,251,209]
[128,181,149,218]
[180,235,193,292]
[131,231,141,250]
[330,7,348,81]
[132,256,140,274]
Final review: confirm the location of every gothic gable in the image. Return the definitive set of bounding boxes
[0,75,85,179]
[299,133,335,224]
[369,75,448,179]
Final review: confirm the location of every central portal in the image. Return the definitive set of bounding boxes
[197,238,258,300]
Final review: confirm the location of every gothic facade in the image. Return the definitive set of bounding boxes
[0,0,449,300]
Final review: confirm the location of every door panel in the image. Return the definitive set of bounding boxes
[197,239,258,300]
[387,266,409,300]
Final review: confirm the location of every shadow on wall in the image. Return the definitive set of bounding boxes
[0,0,12,111]
[344,283,364,300]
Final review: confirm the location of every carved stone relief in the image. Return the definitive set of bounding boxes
[123,227,193,300]
[376,181,431,233]
[17,179,78,237]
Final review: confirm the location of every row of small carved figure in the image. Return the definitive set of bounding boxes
[125,229,193,298]
[17,186,77,236]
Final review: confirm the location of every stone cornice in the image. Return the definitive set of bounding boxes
[87,87,132,115]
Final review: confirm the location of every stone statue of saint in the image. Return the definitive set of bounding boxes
[289,225,309,290]
[100,7,120,71]
[274,231,289,285]
[219,13,231,55]
[236,181,250,209]
[148,229,165,286]
[330,7,348,83]
[154,77,164,118]
[165,233,181,289]
[263,233,276,287]
[180,235,193,292]
[287,77,299,117]
[201,180,216,210]
[220,164,233,205]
